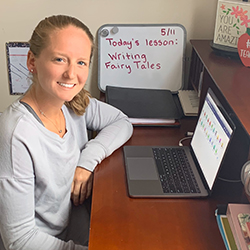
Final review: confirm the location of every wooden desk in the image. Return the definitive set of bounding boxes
[89,40,250,249]
[89,120,248,250]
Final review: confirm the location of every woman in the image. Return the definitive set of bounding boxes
[0,15,133,250]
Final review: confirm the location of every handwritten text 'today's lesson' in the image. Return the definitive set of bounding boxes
[103,35,178,74]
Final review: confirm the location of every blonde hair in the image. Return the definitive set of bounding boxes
[29,15,94,116]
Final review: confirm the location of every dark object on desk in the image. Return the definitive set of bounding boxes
[106,86,182,126]
[210,41,240,60]
[123,88,236,198]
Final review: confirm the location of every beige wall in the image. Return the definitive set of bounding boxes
[0,0,218,112]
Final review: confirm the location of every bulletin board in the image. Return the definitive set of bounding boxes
[97,24,186,92]
[6,42,31,95]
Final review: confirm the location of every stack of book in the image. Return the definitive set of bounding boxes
[216,203,250,250]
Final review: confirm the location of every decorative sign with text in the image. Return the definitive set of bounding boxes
[213,0,250,49]
[97,24,186,92]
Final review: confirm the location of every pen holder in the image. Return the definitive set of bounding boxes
[241,161,250,197]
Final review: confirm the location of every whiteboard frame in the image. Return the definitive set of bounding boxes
[97,23,186,93]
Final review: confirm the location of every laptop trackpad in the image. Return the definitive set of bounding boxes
[127,158,158,180]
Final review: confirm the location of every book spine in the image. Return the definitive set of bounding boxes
[227,208,242,250]
[215,211,230,250]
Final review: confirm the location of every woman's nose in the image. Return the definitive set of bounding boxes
[63,64,75,79]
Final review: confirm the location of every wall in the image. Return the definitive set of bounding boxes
[0,0,218,112]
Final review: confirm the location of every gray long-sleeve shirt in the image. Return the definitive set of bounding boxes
[0,97,133,250]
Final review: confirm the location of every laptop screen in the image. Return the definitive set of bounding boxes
[191,89,234,190]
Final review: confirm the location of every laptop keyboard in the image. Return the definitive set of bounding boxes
[152,148,201,194]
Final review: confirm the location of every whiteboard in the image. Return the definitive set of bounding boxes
[97,24,186,92]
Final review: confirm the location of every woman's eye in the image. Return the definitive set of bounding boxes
[55,58,64,62]
[78,61,86,66]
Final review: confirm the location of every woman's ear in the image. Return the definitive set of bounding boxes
[27,50,36,73]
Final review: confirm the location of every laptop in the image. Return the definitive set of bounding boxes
[123,88,235,198]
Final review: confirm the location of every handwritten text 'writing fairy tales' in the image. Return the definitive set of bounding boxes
[103,27,178,74]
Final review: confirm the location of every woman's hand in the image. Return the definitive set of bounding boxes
[71,167,93,206]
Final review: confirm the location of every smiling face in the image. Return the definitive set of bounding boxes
[27,25,92,104]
